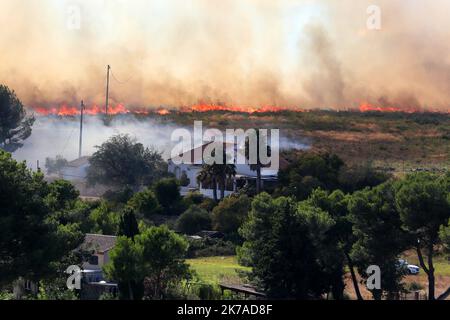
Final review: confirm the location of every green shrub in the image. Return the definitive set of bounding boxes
[195,283,223,300]
[176,206,211,235]
[154,178,184,215]
[89,201,120,235]
[211,195,251,236]
[180,172,191,187]
[103,186,135,204]
[183,192,205,207]
[199,198,217,212]
[127,188,162,218]
[186,238,236,258]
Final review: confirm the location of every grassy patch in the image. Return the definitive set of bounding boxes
[403,253,450,277]
[187,256,250,285]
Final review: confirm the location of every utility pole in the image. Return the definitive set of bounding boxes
[105,65,111,115]
[79,100,85,159]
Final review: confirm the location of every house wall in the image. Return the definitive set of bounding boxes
[169,158,279,199]
[168,161,200,188]
[199,188,234,198]
[103,251,111,266]
[235,163,257,176]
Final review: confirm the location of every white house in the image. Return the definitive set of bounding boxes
[168,142,286,198]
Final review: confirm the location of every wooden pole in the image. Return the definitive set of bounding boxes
[79,100,85,158]
[105,65,111,115]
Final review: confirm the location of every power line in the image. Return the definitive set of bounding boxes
[60,124,77,156]
[110,69,136,85]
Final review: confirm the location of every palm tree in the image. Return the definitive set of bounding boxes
[197,149,236,202]
[216,161,236,200]
[246,130,271,194]
[197,164,218,202]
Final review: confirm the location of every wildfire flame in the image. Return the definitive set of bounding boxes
[29,102,449,116]
[358,102,450,113]
[30,103,298,116]
[188,103,296,113]
[359,102,417,113]
[33,104,152,116]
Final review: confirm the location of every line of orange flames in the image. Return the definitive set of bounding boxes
[30,102,449,116]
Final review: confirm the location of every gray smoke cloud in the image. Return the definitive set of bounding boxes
[12,116,181,169]
[13,115,308,169]
[1,0,450,111]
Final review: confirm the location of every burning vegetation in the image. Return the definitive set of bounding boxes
[29,102,450,116]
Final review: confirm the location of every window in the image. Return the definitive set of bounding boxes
[89,255,99,265]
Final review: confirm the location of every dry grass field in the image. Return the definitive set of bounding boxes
[161,110,450,173]
[345,250,450,300]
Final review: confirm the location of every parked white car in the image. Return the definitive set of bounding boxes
[398,259,420,275]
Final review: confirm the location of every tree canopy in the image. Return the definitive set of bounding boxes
[395,173,450,300]
[277,152,390,200]
[277,152,344,200]
[127,188,162,218]
[104,225,191,300]
[239,193,335,299]
[349,182,409,300]
[153,178,184,215]
[0,85,34,152]
[87,134,167,188]
[0,150,83,285]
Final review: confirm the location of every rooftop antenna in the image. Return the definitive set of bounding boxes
[79,100,85,158]
[105,65,111,115]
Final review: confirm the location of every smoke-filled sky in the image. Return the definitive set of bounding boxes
[1,0,450,111]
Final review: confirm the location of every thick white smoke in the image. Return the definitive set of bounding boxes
[1,0,450,111]
[13,115,309,170]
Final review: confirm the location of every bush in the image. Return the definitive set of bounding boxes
[195,283,223,300]
[0,290,14,300]
[186,238,236,258]
[338,164,390,193]
[183,192,217,212]
[99,292,119,300]
[127,188,162,218]
[236,244,252,267]
[180,172,190,187]
[211,195,251,236]
[103,186,135,204]
[89,201,120,235]
[183,192,205,208]
[176,206,211,235]
[154,178,184,215]
[199,198,217,212]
